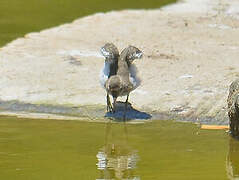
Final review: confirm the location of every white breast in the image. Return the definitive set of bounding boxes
[99,62,111,89]
[129,64,141,90]
[99,62,141,91]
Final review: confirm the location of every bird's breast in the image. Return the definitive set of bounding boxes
[99,62,111,88]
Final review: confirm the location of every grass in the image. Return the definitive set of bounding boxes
[0,0,176,47]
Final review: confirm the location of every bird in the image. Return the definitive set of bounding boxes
[105,45,143,119]
[100,43,119,112]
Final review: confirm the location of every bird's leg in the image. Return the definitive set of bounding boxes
[107,93,113,113]
[123,94,129,121]
[113,97,117,113]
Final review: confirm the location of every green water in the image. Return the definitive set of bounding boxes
[0,0,176,47]
[0,117,237,180]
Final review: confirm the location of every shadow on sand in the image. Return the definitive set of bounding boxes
[104,101,152,121]
[0,100,151,121]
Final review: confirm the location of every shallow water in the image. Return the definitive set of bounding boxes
[0,117,237,179]
[0,0,176,47]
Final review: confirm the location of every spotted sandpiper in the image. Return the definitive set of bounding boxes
[105,45,143,118]
[100,43,119,112]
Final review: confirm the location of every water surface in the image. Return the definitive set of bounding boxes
[0,117,237,179]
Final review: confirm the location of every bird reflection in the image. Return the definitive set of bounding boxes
[226,137,239,179]
[96,121,140,180]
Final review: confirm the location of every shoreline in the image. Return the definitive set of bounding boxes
[0,0,239,124]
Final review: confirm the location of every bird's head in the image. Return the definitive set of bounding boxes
[106,76,122,98]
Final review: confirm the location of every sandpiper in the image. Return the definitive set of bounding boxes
[100,43,119,112]
[105,45,143,118]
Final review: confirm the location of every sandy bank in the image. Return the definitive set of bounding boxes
[0,0,239,124]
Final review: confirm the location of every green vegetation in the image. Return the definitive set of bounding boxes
[0,0,176,47]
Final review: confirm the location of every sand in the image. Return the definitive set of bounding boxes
[0,0,239,124]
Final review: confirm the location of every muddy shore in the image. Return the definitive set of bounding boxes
[0,0,239,124]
